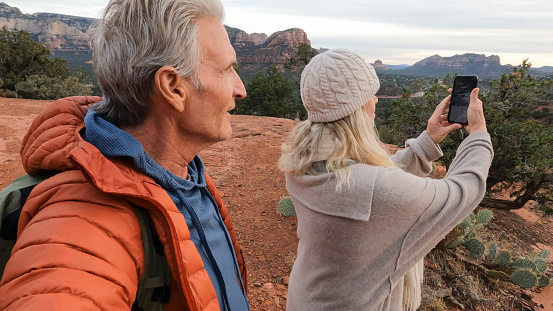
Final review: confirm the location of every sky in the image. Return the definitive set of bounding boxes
[9,0,553,67]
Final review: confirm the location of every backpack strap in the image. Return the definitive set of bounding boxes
[0,173,58,239]
[0,172,58,279]
[131,206,172,311]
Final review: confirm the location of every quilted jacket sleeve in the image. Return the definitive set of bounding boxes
[0,173,145,311]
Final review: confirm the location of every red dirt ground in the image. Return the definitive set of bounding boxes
[1,98,552,310]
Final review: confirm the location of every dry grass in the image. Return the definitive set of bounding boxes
[426,295,447,311]
[422,247,528,310]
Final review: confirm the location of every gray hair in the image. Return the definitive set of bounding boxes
[91,0,224,127]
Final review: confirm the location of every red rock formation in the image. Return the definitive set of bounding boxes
[236,28,311,69]
[371,59,389,70]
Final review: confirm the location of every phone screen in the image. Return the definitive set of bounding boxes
[448,75,478,125]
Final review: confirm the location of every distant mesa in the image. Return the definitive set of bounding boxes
[412,53,502,68]
[226,26,311,70]
[396,53,511,78]
[371,60,410,71]
[1,2,551,78]
[250,33,268,46]
[1,2,311,72]
[371,59,389,70]
[0,1,20,15]
[0,2,94,53]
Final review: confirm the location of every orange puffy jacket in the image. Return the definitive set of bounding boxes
[0,96,247,310]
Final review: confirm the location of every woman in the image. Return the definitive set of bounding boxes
[278,49,493,310]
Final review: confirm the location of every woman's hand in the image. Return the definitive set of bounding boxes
[426,91,463,145]
[465,88,487,134]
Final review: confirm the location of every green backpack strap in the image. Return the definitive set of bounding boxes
[132,206,172,311]
[1,172,58,279]
[0,173,57,234]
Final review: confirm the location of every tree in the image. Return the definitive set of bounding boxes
[381,61,553,212]
[285,43,317,70]
[0,27,91,99]
[280,42,318,120]
[235,65,302,118]
[478,60,553,210]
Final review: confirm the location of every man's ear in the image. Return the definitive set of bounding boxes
[154,66,187,112]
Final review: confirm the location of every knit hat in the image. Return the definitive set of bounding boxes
[300,49,380,122]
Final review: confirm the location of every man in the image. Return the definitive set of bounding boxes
[0,0,249,309]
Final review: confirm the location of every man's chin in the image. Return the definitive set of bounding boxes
[219,125,233,141]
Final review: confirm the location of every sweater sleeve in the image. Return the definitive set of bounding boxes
[372,131,493,281]
[390,130,443,177]
[0,191,144,310]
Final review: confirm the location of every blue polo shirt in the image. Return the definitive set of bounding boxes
[83,107,249,311]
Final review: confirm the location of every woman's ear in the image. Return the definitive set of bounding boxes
[154,66,187,112]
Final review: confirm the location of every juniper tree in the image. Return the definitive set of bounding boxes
[381,61,553,211]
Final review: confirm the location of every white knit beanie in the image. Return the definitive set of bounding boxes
[301,49,380,122]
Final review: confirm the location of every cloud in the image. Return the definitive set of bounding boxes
[9,0,553,66]
[223,0,553,31]
[222,0,553,66]
[13,0,106,18]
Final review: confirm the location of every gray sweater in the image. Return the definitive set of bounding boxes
[285,131,493,310]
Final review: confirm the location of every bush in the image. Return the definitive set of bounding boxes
[0,27,91,99]
[381,64,553,211]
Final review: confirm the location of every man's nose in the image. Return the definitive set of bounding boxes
[233,72,246,99]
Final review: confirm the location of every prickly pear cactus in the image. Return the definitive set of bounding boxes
[457,216,474,235]
[537,274,550,287]
[496,251,511,266]
[462,238,485,258]
[509,269,537,289]
[476,209,493,224]
[485,269,510,281]
[487,243,497,263]
[511,259,536,271]
[445,236,464,249]
[277,197,296,217]
[534,259,547,274]
[538,249,551,260]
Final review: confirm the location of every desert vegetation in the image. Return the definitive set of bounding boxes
[0,28,92,99]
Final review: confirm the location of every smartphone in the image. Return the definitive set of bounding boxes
[448,75,478,125]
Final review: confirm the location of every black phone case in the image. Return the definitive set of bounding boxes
[448,75,478,125]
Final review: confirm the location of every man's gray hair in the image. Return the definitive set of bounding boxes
[91,0,224,127]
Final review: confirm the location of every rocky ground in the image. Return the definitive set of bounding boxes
[1,97,552,310]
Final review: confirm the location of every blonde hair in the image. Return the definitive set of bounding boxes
[278,107,395,191]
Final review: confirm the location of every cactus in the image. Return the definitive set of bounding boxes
[496,251,511,266]
[537,274,551,287]
[441,209,551,290]
[277,197,296,217]
[487,243,497,263]
[538,249,551,260]
[485,269,510,281]
[476,209,493,224]
[509,269,537,289]
[457,216,473,235]
[462,238,485,258]
[511,259,536,271]
[534,259,547,274]
[445,236,464,249]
